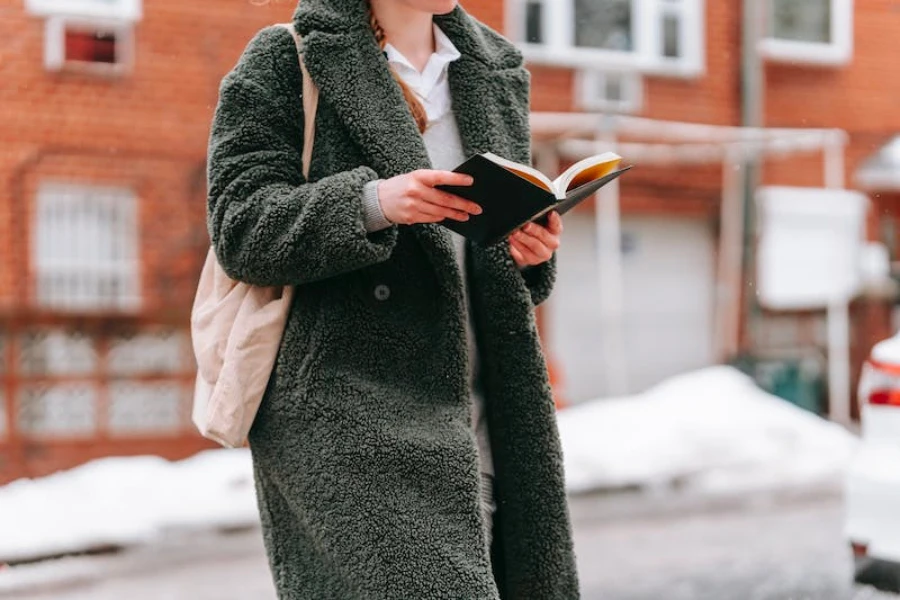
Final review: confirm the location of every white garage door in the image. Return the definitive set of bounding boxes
[548,213,716,401]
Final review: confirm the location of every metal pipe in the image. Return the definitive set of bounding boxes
[740,0,766,356]
[716,151,744,359]
[593,118,629,397]
[825,132,846,189]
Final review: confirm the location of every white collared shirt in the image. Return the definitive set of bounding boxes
[384,24,461,122]
[383,27,494,477]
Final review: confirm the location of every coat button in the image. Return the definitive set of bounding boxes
[374,284,391,301]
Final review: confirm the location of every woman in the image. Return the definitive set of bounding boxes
[207,0,579,597]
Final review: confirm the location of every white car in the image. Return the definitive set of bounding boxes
[846,332,900,592]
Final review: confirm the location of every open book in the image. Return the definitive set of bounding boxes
[436,151,631,246]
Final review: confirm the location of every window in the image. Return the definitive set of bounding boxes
[26,0,140,73]
[10,327,194,441]
[574,0,635,52]
[760,0,853,66]
[33,182,140,312]
[65,28,118,64]
[17,384,98,437]
[44,17,134,73]
[509,0,705,77]
[576,69,644,113]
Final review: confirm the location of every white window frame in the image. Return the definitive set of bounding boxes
[25,0,142,22]
[43,15,135,74]
[575,69,644,113]
[507,0,706,78]
[33,181,141,313]
[759,0,854,67]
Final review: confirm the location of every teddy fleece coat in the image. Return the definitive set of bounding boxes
[206,1,580,598]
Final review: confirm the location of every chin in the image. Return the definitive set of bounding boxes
[425,0,459,14]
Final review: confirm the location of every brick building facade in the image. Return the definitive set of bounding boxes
[0,0,289,482]
[0,0,894,482]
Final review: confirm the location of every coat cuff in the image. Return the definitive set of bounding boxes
[362,180,393,233]
[519,255,556,306]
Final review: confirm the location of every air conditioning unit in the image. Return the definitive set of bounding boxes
[575,69,643,114]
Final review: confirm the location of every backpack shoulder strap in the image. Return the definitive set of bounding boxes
[277,23,318,181]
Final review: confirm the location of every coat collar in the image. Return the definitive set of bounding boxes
[293,0,530,283]
[293,0,526,171]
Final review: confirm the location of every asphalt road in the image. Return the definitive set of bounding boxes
[3,493,898,600]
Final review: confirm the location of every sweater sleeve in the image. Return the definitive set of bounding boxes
[361,180,394,232]
[207,26,398,287]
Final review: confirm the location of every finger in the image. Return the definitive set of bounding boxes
[521,222,559,250]
[547,211,563,236]
[509,239,528,267]
[414,202,470,223]
[509,233,538,264]
[512,229,553,262]
[416,170,474,188]
[418,186,482,215]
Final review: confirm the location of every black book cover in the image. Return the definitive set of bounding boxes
[436,155,632,246]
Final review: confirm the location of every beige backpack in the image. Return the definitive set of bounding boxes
[191,23,318,448]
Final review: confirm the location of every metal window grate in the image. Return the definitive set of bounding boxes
[18,330,98,376]
[17,384,98,437]
[34,182,140,312]
[108,331,191,376]
[108,382,186,435]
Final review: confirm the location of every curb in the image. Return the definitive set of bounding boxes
[567,480,844,525]
[0,484,844,597]
[0,527,262,598]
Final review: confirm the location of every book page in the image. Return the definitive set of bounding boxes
[553,152,622,197]
[482,152,555,193]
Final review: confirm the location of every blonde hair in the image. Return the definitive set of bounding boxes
[367,2,429,134]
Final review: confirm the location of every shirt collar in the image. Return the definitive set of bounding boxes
[384,24,461,78]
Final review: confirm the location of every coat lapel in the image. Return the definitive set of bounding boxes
[435,11,535,280]
[295,1,532,286]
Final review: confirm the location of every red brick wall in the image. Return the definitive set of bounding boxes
[518,0,743,216]
[763,3,900,195]
[0,0,294,316]
[505,0,897,224]
[7,0,897,313]
[643,0,741,126]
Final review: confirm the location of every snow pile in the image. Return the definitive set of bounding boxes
[558,366,859,494]
[0,366,860,563]
[0,450,257,564]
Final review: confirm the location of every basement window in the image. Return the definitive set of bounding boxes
[576,69,644,114]
[760,0,854,66]
[65,29,118,64]
[44,17,134,73]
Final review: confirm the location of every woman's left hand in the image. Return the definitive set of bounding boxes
[509,211,562,269]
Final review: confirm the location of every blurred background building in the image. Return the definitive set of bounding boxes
[1,0,897,483]
[0,0,288,482]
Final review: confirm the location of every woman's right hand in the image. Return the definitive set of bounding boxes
[378,170,482,225]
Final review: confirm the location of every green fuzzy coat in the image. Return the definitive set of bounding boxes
[206,1,579,597]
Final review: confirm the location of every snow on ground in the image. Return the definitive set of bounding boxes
[0,450,258,564]
[0,366,859,564]
[558,366,859,494]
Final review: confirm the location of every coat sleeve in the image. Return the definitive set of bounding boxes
[207,26,398,288]
[519,253,556,307]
